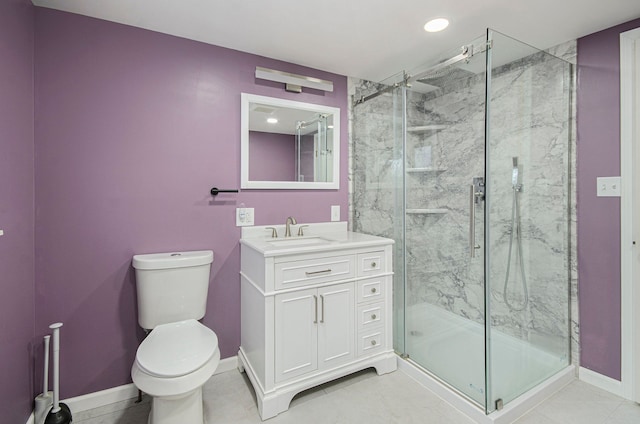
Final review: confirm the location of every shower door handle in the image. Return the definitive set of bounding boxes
[469,184,484,258]
[470,185,476,258]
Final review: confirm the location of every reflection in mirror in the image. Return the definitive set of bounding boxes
[241,93,340,189]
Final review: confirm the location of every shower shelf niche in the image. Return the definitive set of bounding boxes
[406,208,448,215]
[406,167,447,173]
[407,125,447,135]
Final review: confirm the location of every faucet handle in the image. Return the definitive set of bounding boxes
[297,225,309,237]
[265,227,278,238]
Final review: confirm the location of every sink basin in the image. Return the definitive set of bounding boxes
[267,237,332,247]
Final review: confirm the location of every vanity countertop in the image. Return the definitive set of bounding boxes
[240,222,393,257]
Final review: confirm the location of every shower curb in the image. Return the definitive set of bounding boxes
[397,357,575,423]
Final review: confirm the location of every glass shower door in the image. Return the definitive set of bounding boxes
[351,76,406,353]
[484,29,571,412]
[352,28,572,415]
[403,37,490,406]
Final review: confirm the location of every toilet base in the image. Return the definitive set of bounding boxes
[147,386,204,424]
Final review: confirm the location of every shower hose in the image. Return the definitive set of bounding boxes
[501,184,529,311]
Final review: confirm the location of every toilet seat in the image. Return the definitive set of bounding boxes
[132,319,220,399]
[136,319,218,378]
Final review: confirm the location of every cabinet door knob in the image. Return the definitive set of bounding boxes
[371,287,377,293]
[371,340,377,346]
[371,261,377,268]
[371,314,377,320]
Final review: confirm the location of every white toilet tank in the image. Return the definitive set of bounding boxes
[132,250,214,330]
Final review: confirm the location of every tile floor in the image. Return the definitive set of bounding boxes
[72,368,640,424]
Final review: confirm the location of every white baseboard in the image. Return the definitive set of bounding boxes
[26,356,239,424]
[214,355,238,374]
[579,366,624,397]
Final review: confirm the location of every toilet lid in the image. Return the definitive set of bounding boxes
[136,319,218,378]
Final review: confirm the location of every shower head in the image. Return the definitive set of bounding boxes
[416,67,476,89]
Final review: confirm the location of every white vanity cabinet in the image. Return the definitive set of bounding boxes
[275,282,354,383]
[238,223,396,420]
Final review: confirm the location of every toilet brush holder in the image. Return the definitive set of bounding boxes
[35,335,53,424]
[44,323,72,424]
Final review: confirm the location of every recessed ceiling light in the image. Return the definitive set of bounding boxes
[424,18,449,33]
[267,117,278,124]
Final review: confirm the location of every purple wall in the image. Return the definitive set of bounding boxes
[248,131,296,181]
[0,0,35,422]
[34,8,348,398]
[577,17,640,380]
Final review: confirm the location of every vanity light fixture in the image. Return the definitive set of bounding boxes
[267,117,278,124]
[255,66,334,93]
[424,18,449,33]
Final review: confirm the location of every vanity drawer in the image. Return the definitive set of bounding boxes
[274,255,355,290]
[356,277,386,304]
[357,302,385,331]
[357,330,385,357]
[357,251,385,277]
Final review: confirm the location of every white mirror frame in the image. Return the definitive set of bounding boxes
[241,93,340,189]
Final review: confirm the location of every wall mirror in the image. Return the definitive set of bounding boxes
[241,93,340,189]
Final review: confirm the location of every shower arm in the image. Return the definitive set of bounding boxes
[406,45,472,85]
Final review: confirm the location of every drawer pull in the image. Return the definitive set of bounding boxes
[305,269,332,276]
[371,287,377,293]
[371,340,377,346]
[371,314,377,320]
[371,261,377,268]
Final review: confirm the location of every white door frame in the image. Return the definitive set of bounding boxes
[620,26,640,402]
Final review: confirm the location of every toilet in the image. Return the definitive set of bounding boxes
[131,250,219,424]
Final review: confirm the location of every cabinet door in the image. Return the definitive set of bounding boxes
[274,288,318,383]
[317,282,355,370]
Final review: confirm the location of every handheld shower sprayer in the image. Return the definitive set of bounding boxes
[501,156,529,311]
[512,157,522,191]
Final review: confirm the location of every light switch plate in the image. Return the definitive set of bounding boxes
[597,176,621,197]
[236,207,254,226]
[331,205,340,222]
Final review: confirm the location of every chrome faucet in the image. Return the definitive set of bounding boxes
[284,216,297,237]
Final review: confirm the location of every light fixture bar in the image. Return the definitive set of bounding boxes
[255,66,334,92]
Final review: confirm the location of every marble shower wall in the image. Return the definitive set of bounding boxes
[350,39,576,361]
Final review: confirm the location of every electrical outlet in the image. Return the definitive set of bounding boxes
[236,207,255,226]
[331,205,340,222]
[597,176,621,197]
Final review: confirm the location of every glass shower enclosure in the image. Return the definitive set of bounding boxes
[352,29,572,414]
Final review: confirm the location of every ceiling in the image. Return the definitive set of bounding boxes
[31,0,640,82]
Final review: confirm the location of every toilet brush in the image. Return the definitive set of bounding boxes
[34,335,53,424]
[44,323,72,424]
